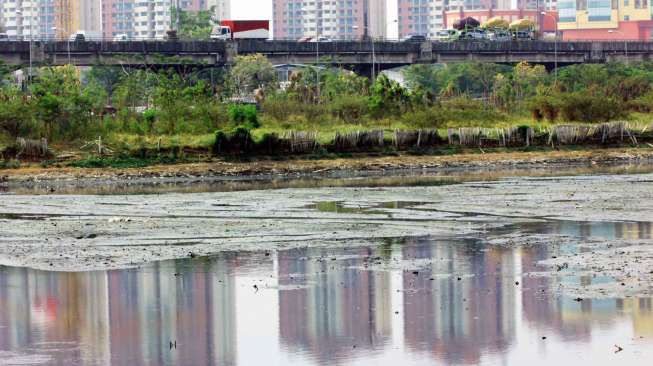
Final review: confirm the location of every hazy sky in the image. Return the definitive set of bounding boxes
[232,0,400,37]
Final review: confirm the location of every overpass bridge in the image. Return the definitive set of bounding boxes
[0,40,647,74]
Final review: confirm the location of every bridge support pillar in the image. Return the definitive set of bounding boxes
[225,41,238,64]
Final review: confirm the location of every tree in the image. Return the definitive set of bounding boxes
[513,61,547,100]
[369,74,411,118]
[171,7,217,40]
[29,65,106,139]
[228,54,277,97]
[0,86,34,138]
[87,66,122,104]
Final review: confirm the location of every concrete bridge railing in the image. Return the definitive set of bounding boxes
[0,40,650,69]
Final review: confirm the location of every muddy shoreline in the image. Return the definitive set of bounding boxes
[1,147,653,190]
[1,149,653,300]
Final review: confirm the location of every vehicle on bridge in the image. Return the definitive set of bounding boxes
[113,34,129,42]
[210,20,270,40]
[402,34,427,42]
[69,30,102,42]
[435,29,459,42]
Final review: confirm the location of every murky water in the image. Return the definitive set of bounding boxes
[1,219,652,365]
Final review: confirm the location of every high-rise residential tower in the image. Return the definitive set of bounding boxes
[102,0,135,39]
[208,0,231,20]
[0,0,42,39]
[106,0,230,39]
[0,0,102,39]
[273,0,387,40]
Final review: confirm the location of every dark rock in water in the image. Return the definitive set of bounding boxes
[614,345,624,353]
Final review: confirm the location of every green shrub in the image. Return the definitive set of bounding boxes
[440,96,485,111]
[142,109,158,132]
[557,92,626,122]
[401,108,446,129]
[212,126,255,155]
[628,91,653,112]
[528,92,626,123]
[527,95,558,122]
[228,104,259,129]
[0,159,21,169]
[328,95,369,123]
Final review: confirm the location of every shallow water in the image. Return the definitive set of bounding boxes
[0,220,652,366]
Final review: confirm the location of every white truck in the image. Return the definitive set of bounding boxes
[210,20,270,40]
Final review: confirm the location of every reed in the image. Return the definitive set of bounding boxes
[593,122,627,143]
[16,138,50,159]
[284,131,319,154]
[503,126,535,147]
[333,130,384,152]
[548,125,593,145]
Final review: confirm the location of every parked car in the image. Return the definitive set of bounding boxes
[435,29,458,41]
[488,29,512,41]
[113,34,129,41]
[69,31,88,42]
[313,36,333,42]
[403,34,427,42]
[513,30,536,40]
[460,28,487,40]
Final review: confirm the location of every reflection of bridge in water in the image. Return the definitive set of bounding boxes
[0,40,650,75]
[0,220,652,365]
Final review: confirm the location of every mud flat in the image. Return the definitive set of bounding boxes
[0,170,651,295]
[2,147,653,191]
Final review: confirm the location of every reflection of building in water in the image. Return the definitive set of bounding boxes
[107,256,238,365]
[0,255,239,366]
[402,238,516,365]
[543,221,652,241]
[623,298,653,338]
[520,244,592,342]
[277,247,393,364]
[520,221,653,340]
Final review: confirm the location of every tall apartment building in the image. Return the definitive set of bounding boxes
[0,0,42,39]
[273,0,387,40]
[0,0,102,39]
[102,0,135,38]
[558,0,653,40]
[104,0,230,39]
[397,0,557,39]
[208,0,230,20]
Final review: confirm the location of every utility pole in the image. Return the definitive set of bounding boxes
[175,0,181,32]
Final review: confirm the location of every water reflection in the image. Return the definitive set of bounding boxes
[4,163,653,196]
[0,221,652,365]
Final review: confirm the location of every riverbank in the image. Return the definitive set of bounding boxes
[2,146,653,187]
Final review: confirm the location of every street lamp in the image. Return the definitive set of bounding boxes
[541,11,557,83]
[608,29,628,63]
